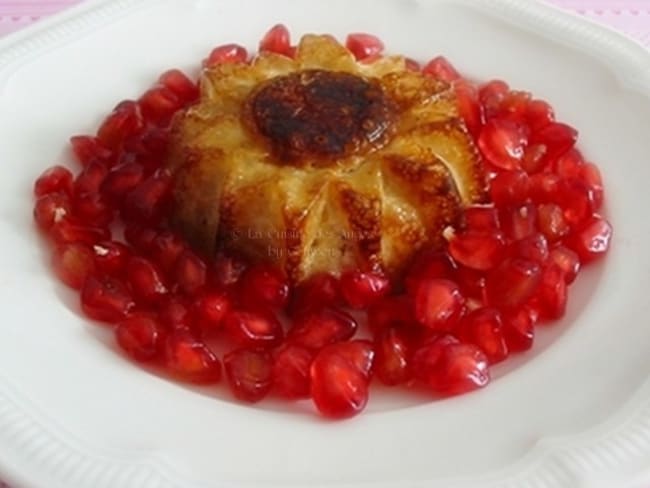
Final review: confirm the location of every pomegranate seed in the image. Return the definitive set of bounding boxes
[340,270,390,309]
[411,335,490,395]
[272,344,314,399]
[288,307,357,349]
[529,173,561,203]
[126,256,168,304]
[554,149,584,179]
[513,233,549,264]
[531,122,578,163]
[204,44,248,67]
[455,81,483,135]
[239,264,289,309]
[139,87,183,127]
[193,291,230,334]
[259,24,291,56]
[549,245,581,284]
[580,163,604,210]
[211,252,247,287]
[537,203,570,242]
[51,219,110,246]
[525,99,555,131]
[521,144,549,174]
[223,309,283,349]
[34,193,71,232]
[158,69,199,104]
[486,258,542,309]
[495,90,531,121]
[73,160,108,197]
[405,250,457,295]
[115,315,163,362]
[502,307,537,352]
[375,327,411,385]
[448,231,506,271]
[69,135,112,166]
[456,266,487,301]
[72,192,113,227]
[478,119,528,170]
[288,272,341,317]
[174,250,207,296]
[224,348,273,403]
[100,163,145,203]
[326,340,375,379]
[500,204,537,240]
[490,170,530,206]
[556,179,595,227]
[51,243,96,289]
[92,241,130,277]
[122,169,172,225]
[535,265,568,320]
[458,308,508,364]
[124,224,158,253]
[160,296,193,330]
[81,274,135,323]
[346,33,384,61]
[463,206,499,232]
[149,231,187,273]
[310,342,372,418]
[414,279,465,332]
[164,330,221,384]
[422,56,460,82]
[567,216,613,263]
[479,80,509,116]
[34,166,73,197]
[97,100,144,151]
[367,295,414,334]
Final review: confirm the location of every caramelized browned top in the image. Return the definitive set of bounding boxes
[247,70,396,166]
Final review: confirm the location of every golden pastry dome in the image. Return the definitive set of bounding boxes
[167,34,485,282]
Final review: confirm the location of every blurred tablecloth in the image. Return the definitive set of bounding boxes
[0,0,648,487]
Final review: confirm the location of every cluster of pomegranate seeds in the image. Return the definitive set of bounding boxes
[32,25,613,420]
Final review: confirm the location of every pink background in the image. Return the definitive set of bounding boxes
[0,0,648,487]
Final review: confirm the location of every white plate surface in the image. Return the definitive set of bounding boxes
[1,0,650,487]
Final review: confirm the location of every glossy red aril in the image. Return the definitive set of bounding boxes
[500,204,537,240]
[367,295,414,333]
[567,216,613,263]
[490,170,530,206]
[126,256,168,304]
[464,206,499,231]
[149,231,186,273]
[288,307,357,349]
[486,258,542,309]
[92,241,130,277]
[34,193,71,232]
[423,56,460,82]
[554,149,584,179]
[211,252,248,287]
[72,192,113,227]
[534,265,568,320]
[174,250,207,296]
[346,33,384,61]
[73,160,108,196]
[239,264,289,309]
[193,291,230,334]
[223,309,284,349]
[224,348,273,403]
[556,180,595,227]
[414,279,465,332]
[272,344,314,399]
[288,272,341,317]
[478,119,528,170]
[124,224,158,253]
[530,173,561,203]
[340,270,390,309]
[479,80,509,116]
[51,219,110,246]
[411,335,490,395]
[97,100,144,151]
[580,163,604,210]
[69,135,112,166]
[158,69,199,103]
[160,297,192,330]
[513,233,550,264]
[81,274,135,322]
[494,90,531,120]
[100,163,145,203]
[259,24,291,56]
[525,99,555,131]
[454,81,483,135]
[549,245,581,284]
[52,243,96,289]
[456,266,486,300]
[537,203,570,242]
[405,250,456,295]
[502,307,537,352]
[521,144,548,174]
[459,308,508,364]
[448,231,506,271]
[204,44,248,67]
[164,330,221,384]
[115,315,163,362]
[531,122,578,163]
[34,165,73,197]
[139,86,183,126]
[122,169,172,225]
[375,327,411,385]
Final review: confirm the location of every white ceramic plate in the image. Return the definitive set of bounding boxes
[1,0,650,487]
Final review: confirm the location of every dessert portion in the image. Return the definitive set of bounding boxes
[32,25,613,419]
[167,34,485,282]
